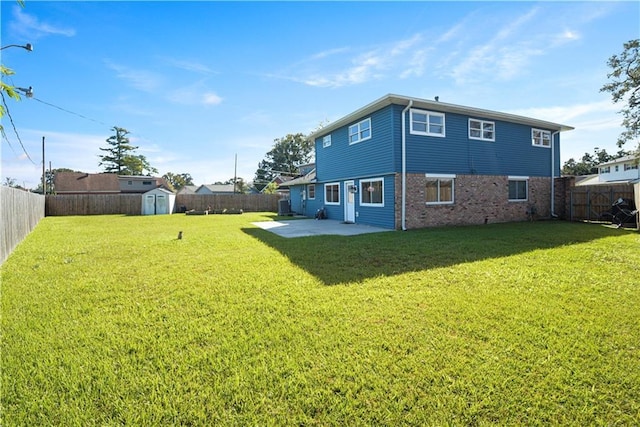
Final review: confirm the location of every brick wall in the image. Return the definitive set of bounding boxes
[394,174,551,229]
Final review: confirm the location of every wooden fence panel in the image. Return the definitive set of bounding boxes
[46,194,142,216]
[176,194,279,212]
[1,187,45,264]
[45,193,279,216]
[569,185,634,222]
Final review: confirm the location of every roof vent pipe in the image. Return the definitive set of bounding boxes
[401,99,414,230]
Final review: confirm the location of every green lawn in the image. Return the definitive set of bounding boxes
[1,213,639,425]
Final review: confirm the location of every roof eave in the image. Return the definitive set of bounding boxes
[308,93,574,141]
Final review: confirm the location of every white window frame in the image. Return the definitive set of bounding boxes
[469,119,495,142]
[324,182,340,205]
[600,166,611,174]
[410,109,446,137]
[532,129,551,148]
[348,118,371,145]
[508,176,528,202]
[359,178,384,207]
[624,163,638,171]
[307,184,315,200]
[425,173,455,205]
[322,135,332,148]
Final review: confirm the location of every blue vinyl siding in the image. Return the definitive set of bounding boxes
[289,186,303,214]
[289,185,323,217]
[316,105,396,182]
[355,175,396,229]
[403,111,557,177]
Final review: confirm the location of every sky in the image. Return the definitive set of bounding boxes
[1,1,638,189]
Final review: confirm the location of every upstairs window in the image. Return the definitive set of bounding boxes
[600,166,611,174]
[325,183,340,205]
[469,119,495,142]
[360,178,384,206]
[322,135,332,148]
[349,118,371,144]
[425,174,455,204]
[624,163,638,171]
[508,176,528,201]
[410,109,445,137]
[532,129,551,147]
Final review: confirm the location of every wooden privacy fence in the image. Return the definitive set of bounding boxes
[45,193,280,216]
[176,194,279,213]
[1,187,45,264]
[568,185,635,222]
[46,194,142,216]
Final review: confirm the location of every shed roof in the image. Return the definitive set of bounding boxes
[308,94,574,141]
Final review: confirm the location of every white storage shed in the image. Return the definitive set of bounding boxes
[142,188,176,215]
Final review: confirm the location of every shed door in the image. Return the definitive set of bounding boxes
[156,194,167,214]
[144,194,156,215]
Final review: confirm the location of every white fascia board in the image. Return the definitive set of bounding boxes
[308,94,574,141]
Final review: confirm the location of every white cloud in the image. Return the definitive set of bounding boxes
[104,60,164,92]
[299,34,424,88]
[9,6,76,39]
[166,81,223,106]
[202,92,223,106]
[511,99,619,125]
[162,57,215,74]
[309,47,351,61]
[1,129,106,188]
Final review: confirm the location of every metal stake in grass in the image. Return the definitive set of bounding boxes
[177,231,183,240]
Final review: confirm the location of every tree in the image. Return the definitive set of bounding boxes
[262,181,279,194]
[253,133,313,191]
[162,172,194,191]
[98,126,158,175]
[561,147,628,175]
[601,39,640,153]
[2,177,17,187]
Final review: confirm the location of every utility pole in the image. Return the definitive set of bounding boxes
[234,153,238,194]
[42,136,45,195]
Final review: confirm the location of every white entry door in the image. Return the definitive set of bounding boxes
[344,181,356,223]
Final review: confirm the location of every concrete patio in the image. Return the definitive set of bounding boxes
[251,218,393,238]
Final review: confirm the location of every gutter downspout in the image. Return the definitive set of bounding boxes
[401,100,413,230]
[551,131,560,218]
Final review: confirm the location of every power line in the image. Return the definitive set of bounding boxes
[30,96,109,127]
[0,91,36,164]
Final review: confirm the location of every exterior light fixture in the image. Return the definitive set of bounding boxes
[1,43,33,51]
[16,86,34,98]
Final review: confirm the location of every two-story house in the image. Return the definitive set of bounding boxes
[597,155,640,183]
[289,94,573,230]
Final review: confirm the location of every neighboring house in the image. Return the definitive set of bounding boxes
[195,184,236,194]
[54,172,120,194]
[177,185,199,195]
[286,167,316,214]
[573,155,640,187]
[54,172,169,195]
[595,155,640,184]
[289,94,574,230]
[118,175,169,193]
